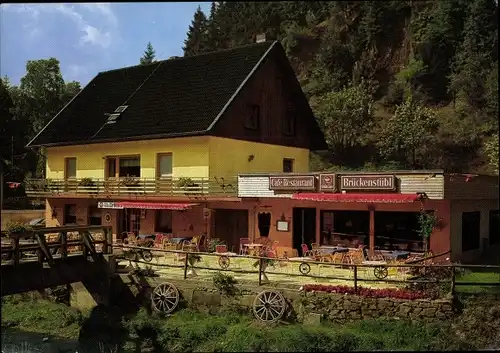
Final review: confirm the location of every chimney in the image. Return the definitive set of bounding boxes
[256,33,266,43]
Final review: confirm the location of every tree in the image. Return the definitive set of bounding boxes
[483,133,499,174]
[140,42,156,65]
[315,81,374,159]
[183,6,209,56]
[378,97,439,168]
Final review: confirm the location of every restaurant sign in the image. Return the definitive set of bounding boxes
[319,173,336,192]
[269,175,316,191]
[98,201,124,209]
[340,175,396,191]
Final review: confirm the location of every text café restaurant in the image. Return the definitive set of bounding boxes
[240,171,451,258]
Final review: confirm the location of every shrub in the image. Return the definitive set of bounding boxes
[213,272,238,296]
[302,284,428,300]
[5,221,32,235]
[207,238,225,252]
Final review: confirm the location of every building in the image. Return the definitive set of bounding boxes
[237,171,499,262]
[25,41,327,250]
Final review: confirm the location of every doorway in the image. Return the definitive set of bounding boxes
[214,209,249,252]
[292,208,316,253]
[122,208,141,236]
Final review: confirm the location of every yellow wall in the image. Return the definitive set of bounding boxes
[46,136,210,179]
[208,136,309,178]
[45,136,310,180]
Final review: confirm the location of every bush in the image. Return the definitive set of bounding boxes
[5,221,32,235]
[302,284,428,300]
[213,272,238,296]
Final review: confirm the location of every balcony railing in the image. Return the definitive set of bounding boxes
[25,177,238,197]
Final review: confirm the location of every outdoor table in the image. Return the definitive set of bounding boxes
[243,243,263,256]
[318,246,349,254]
[389,251,410,260]
[170,237,191,244]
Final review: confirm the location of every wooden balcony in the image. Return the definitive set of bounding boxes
[25,177,238,198]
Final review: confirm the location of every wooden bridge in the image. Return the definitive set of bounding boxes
[0,225,115,297]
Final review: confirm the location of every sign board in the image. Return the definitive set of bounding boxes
[340,175,396,191]
[269,176,316,191]
[98,201,124,209]
[319,173,336,192]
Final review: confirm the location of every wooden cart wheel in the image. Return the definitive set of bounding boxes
[252,290,287,323]
[142,250,153,263]
[299,262,311,275]
[374,266,388,279]
[218,255,230,269]
[151,282,180,314]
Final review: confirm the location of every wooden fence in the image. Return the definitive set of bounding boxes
[112,244,500,294]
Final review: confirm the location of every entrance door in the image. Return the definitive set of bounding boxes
[122,208,141,236]
[292,208,316,253]
[214,209,249,252]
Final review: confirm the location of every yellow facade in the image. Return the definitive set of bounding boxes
[45,136,310,179]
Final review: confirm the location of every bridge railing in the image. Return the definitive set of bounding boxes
[0,225,113,266]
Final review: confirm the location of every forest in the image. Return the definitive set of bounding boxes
[1,0,498,209]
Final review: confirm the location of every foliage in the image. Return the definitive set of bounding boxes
[120,175,140,186]
[130,265,158,277]
[5,221,32,235]
[176,177,195,188]
[302,284,428,300]
[212,272,238,296]
[183,6,209,56]
[417,211,439,239]
[140,42,156,65]
[378,97,438,168]
[483,133,499,174]
[78,177,95,187]
[187,253,202,267]
[207,238,226,252]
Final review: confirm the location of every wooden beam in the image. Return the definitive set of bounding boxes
[369,209,375,258]
[80,231,98,263]
[35,233,54,266]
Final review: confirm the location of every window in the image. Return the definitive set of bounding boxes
[105,156,140,178]
[489,210,500,245]
[64,204,77,224]
[258,212,271,237]
[155,210,173,233]
[244,104,260,130]
[283,158,294,173]
[88,206,102,226]
[461,211,481,252]
[65,158,76,179]
[157,154,173,178]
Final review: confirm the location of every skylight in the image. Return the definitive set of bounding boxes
[106,113,121,124]
[114,105,129,113]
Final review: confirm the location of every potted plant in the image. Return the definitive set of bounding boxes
[78,177,97,193]
[176,177,200,193]
[120,175,140,189]
[418,211,439,253]
[208,238,226,253]
[187,253,202,277]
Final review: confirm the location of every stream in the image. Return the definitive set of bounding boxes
[1,329,78,353]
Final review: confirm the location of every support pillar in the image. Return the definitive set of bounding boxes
[315,207,321,245]
[369,209,375,257]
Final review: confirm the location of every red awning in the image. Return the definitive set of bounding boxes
[291,193,420,204]
[115,202,198,210]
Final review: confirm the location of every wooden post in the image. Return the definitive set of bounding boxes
[353,265,358,293]
[60,231,67,259]
[258,257,263,286]
[105,227,113,254]
[369,209,375,258]
[450,265,456,295]
[183,252,189,279]
[12,236,20,266]
[315,207,321,245]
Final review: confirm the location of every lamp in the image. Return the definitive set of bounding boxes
[248,154,255,162]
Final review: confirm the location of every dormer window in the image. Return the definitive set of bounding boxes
[244,104,260,130]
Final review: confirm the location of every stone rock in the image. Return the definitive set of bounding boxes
[303,313,322,325]
[413,307,422,315]
[435,311,446,319]
[421,308,436,317]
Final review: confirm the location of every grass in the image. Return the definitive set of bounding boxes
[455,270,500,294]
[2,297,473,352]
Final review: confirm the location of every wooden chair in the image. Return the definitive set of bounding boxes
[239,238,250,255]
[182,236,198,252]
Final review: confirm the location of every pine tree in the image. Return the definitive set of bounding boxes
[183,6,209,56]
[140,42,156,65]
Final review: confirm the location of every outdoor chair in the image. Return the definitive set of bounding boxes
[300,244,318,257]
[239,238,250,255]
[182,236,198,252]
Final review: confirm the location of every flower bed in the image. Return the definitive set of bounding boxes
[302,284,428,300]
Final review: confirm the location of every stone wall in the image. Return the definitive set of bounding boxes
[296,291,455,323]
[121,276,456,323]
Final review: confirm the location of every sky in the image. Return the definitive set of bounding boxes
[0,2,211,86]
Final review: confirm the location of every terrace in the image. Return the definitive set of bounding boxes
[24,177,238,198]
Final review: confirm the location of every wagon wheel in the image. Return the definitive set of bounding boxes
[142,250,153,263]
[151,282,180,314]
[374,266,388,279]
[299,262,311,275]
[218,255,230,269]
[253,290,287,323]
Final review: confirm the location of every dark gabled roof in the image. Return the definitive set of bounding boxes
[28,41,277,147]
